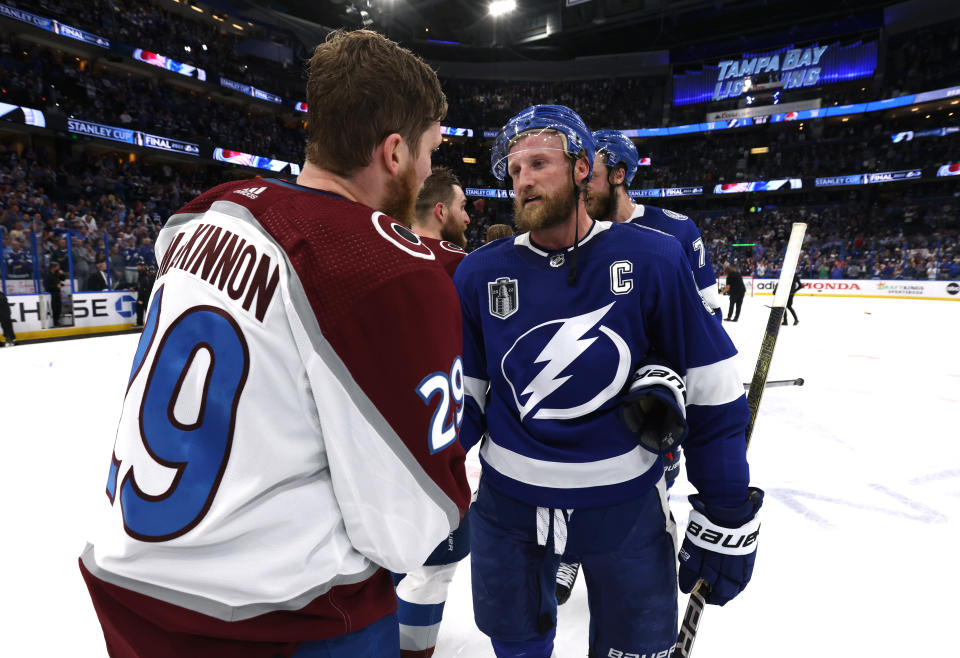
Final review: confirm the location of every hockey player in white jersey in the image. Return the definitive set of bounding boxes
[396,166,471,658]
[454,105,764,658]
[79,30,470,658]
[556,129,726,604]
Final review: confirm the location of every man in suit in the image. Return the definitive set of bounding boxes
[86,261,111,291]
[721,265,747,322]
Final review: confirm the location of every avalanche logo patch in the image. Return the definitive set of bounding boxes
[501,302,631,421]
[489,277,519,319]
[371,212,436,260]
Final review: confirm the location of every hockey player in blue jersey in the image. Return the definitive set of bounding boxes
[587,129,723,318]
[453,105,764,658]
[556,128,727,604]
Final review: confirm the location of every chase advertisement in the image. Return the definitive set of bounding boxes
[3,291,138,334]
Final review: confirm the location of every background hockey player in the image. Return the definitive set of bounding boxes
[586,129,723,319]
[557,128,725,604]
[454,104,764,658]
[411,165,472,251]
[396,166,472,657]
[79,29,470,658]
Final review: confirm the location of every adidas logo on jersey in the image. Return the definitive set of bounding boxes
[234,186,267,199]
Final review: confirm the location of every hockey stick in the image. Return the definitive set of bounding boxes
[741,377,804,390]
[675,222,808,658]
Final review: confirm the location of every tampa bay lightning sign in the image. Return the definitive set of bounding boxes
[489,277,519,319]
[501,302,631,421]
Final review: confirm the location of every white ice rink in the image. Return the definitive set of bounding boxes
[2,293,958,657]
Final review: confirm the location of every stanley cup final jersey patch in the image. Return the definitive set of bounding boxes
[488,277,519,319]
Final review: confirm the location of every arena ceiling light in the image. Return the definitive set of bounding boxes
[489,0,517,17]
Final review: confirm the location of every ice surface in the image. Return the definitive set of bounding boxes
[2,294,957,657]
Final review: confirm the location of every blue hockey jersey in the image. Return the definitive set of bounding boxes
[454,220,749,509]
[628,204,722,317]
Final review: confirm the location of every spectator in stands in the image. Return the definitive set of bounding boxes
[485,224,514,243]
[50,236,69,271]
[948,257,960,279]
[722,264,746,322]
[107,243,125,288]
[137,237,156,268]
[5,239,31,278]
[72,237,94,289]
[0,289,15,346]
[121,236,140,286]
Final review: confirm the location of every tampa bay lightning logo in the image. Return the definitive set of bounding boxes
[501,302,632,421]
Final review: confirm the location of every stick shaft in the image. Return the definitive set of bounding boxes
[743,378,803,390]
[675,222,807,658]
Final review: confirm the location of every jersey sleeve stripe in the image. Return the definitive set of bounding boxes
[685,355,744,407]
[463,376,489,413]
[699,283,722,311]
[480,433,657,489]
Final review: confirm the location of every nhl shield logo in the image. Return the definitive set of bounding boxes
[489,277,519,319]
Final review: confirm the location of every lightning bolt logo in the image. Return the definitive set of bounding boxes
[502,303,630,421]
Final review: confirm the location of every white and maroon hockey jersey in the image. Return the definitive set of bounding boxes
[80,178,470,655]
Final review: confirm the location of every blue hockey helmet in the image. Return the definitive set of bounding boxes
[491,104,595,182]
[592,129,639,185]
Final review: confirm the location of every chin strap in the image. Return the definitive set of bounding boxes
[568,169,581,286]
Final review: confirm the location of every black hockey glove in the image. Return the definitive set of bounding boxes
[618,363,688,455]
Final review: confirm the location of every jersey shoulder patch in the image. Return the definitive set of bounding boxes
[662,209,689,221]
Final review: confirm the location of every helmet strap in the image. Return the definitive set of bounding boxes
[568,163,581,286]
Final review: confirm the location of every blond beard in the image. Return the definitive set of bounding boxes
[381,160,418,226]
[585,184,615,221]
[513,176,577,233]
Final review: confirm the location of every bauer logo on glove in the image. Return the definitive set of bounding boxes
[618,362,689,454]
[678,487,764,606]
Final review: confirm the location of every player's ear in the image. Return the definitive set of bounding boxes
[574,156,590,186]
[613,166,626,186]
[434,201,445,223]
[380,133,403,175]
